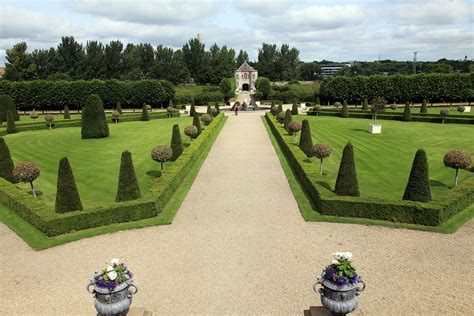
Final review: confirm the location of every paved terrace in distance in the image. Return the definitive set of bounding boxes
[0,111,473,315]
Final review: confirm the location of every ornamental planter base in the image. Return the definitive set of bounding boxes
[314,278,365,315]
[464,106,471,112]
[88,279,138,316]
[369,124,381,134]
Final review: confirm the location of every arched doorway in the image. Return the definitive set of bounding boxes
[242,83,249,91]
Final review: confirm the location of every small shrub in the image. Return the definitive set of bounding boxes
[457,105,465,114]
[370,97,386,122]
[389,104,398,111]
[151,145,173,175]
[146,104,152,111]
[440,108,449,124]
[288,120,302,141]
[420,99,428,114]
[141,104,149,121]
[402,149,431,202]
[403,101,412,121]
[443,150,472,186]
[334,102,341,109]
[362,98,369,110]
[0,137,15,182]
[201,113,213,125]
[291,100,298,115]
[277,103,283,115]
[312,143,332,175]
[170,124,183,161]
[6,111,17,134]
[299,119,313,157]
[167,106,175,118]
[214,102,220,115]
[115,150,141,202]
[341,100,348,118]
[211,107,218,117]
[111,110,120,123]
[184,125,198,141]
[44,114,54,129]
[55,157,83,213]
[270,105,278,116]
[207,105,213,116]
[334,142,360,196]
[314,105,322,116]
[64,105,71,119]
[13,161,40,198]
[192,112,202,135]
[284,109,293,132]
[29,109,39,121]
[189,103,196,117]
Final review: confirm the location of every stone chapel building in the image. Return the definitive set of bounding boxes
[234,62,258,92]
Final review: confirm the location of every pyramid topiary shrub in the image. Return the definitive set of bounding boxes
[362,98,369,110]
[190,103,196,117]
[334,142,360,196]
[215,102,220,115]
[6,111,17,134]
[141,104,149,121]
[207,104,213,117]
[291,100,298,115]
[115,150,141,202]
[55,157,83,213]
[193,112,202,136]
[170,124,184,161]
[277,103,283,116]
[0,137,15,182]
[284,109,293,133]
[315,97,321,105]
[81,94,109,139]
[341,100,349,118]
[64,105,71,119]
[13,161,40,198]
[299,119,313,157]
[443,150,472,187]
[116,102,123,114]
[402,149,431,202]
[0,94,19,122]
[420,99,428,114]
[403,101,412,121]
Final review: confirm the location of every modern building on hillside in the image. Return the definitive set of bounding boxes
[321,63,351,77]
[235,62,258,92]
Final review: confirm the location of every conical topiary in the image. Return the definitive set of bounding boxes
[193,112,202,136]
[341,100,349,118]
[0,137,15,182]
[420,99,427,114]
[141,104,149,121]
[299,119,313,157]
[207,104,213,117]
[55,157,83,213]
[362,98,369,110]
[6,111,17,134]
[403,101,412,121]
[116,102,123,114]
[64,105,71,119]
[315,97,321,105]
[291,100,298,115]
[403,149,431,202]
[334,142,360,196]
[81,94,109,139]
[115,150,141,202]
[190,103,196,117]
[170,124,184,161]
[0,94,19,122]
[215,102,220,115]
[284,109,293,134]
[277,103,283,116]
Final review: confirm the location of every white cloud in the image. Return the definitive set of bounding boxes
[389,1,471,26]
[233,0,295,16]
[72,0,220,25]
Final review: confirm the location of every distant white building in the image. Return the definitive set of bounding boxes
[235,62,258,92]
[321,63,351,77]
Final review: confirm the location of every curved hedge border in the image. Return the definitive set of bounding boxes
[265,113,474,226]
[0,113,225,236]
[307,110,474,124]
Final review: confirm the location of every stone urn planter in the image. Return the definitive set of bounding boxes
[87,259,137,316]
[464,106,471,112]
[369,123,381,134]
[314,277,365,315]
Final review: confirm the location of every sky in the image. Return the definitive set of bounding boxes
[0,0,473,65]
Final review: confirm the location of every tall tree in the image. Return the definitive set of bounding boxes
[182,37,209,83]
[56,36,84,79]
[104,40,124,79]
[122,43,142,79]
[137,43,155,77]
[82,41,106,80]
[235,50,249,67]
[257,43,278,80]
[4,42,36,80]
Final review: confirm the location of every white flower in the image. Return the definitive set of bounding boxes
[111,258,120,265]
[106,265,114,272]
[344,252,353,259]
[332,259,339,265]
[107,271,118,281]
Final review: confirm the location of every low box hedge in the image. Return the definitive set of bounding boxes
[265,113,474,226]
[0,113,225,236]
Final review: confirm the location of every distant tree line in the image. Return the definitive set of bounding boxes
[3,36,472,83]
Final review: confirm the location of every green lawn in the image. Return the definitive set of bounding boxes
[4,116,192,209]
[293,115,474,200]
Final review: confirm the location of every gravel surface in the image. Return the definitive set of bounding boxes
[0,112,473,315]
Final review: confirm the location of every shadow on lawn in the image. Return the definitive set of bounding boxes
[349,128,369,133]
[146,170,162,178]
[429,179,446,187]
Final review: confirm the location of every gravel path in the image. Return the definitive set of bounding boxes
[0,112,473,315]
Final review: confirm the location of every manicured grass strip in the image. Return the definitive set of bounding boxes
[262,116,473,233]
[0,116,227,250]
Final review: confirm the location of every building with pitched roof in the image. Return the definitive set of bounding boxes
[234,62,258,92]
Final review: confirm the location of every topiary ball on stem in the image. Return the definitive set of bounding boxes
[277,111,286,124]
[211,107,218,117]
[270,105,278,116]
[440,109,449,124]
[111,110,120,123]
[389,104,398,111]
[30,109,39,121]
[443,150,472,187]
[201,113,213,125]
[312,143,332,176]
[141,104,149,121]
[13,161,40,198]
[288,121,302,142]
[167,106,175,118]
[457,105,465,114]
[184,125,198,142]
[44,114,54,129]
[151,145,173,176]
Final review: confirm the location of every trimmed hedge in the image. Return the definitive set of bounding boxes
[265,113,474,226]
[0,113,225,236]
